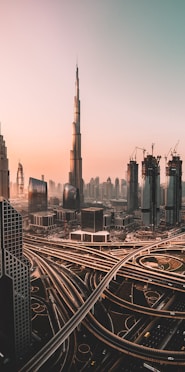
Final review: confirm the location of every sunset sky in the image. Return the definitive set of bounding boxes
[0,0,185,187]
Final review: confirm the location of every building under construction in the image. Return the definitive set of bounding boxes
[165,155,182,226]
[141,154,161,228]
[127,160,139,212]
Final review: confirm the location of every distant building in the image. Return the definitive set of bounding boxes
[68,65,84,207]
[28,177,48,214]
[63,183,80,210]
[141,154,161,228]
[120,179,127,199]
[114,177,120,199]
[106,177,113,200]
[127,160,138,212]
[165,155,182,226]
[85,177,100,200]
[16,162,24,197]
[0,130,9,199]
[0,198,31,365]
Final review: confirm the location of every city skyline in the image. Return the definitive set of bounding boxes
[0,0,185,186]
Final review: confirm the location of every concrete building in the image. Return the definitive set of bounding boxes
[54,207,77,224]
[165,155,182,226]
[0,198,31,365]
[141,154,161,228]
[70,229,110,242]
[68,65,83,208]
[127,160,139,212]
[29,211,56,232]
[0,130,9,200]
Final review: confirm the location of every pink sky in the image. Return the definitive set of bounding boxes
[0,0,185,186]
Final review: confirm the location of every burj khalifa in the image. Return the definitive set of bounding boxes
[63,66,84,210]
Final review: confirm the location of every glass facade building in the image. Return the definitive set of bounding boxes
[0,198,31,365]
[165,155,182,226]
[63,183,80,210]
[28,177,48,214]
[127,160,139,212]
[81,207,103,232]
[141,155,161,228]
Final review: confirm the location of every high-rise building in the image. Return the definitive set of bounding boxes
[120,179,127,199]
[0,198,31,364]
[0,130,9,200]
[165,155,182,226]
[28,177,48,214]
[141,154,161,228]
[106,177,113,200]
[16,162,24,197]
[63,183,80,210]
[114,178,120,199]
[68,66,83,207]
[127,160,138,212]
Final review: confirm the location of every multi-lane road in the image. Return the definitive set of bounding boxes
[20,233,185,371]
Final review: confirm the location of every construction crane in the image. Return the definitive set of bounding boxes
[151,143,155,156]
[136,146,146,159]
[164,147,172,164]
[130,147,137,161]
[171,140,179,156]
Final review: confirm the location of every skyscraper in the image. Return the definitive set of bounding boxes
[114,177,120,199]
[127,160,139,212]
[141,154,161,228]
[0,198,31,365]
[165,155,182,226]
[16,162,24,197]
[0,130,9,200]
[28,177,48,214]
[68,66,83,207]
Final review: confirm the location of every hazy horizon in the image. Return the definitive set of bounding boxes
[1,0,185,186]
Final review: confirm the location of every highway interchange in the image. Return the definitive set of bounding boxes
[20,233,185,371]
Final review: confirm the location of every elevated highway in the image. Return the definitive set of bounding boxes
[20,234,185,370]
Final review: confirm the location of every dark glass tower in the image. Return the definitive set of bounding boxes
[81,207,103,232]
[63,183,80,210]
[68,66,83,207]
[141,154,161,228]
[0,198,31,365]
[165,155,182,226]
[28,177,48,214]
[0,130,9,200]
[127,160,139,212]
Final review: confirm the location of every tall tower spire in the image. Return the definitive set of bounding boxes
[68,65,83,208]
[0,128,9,200]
